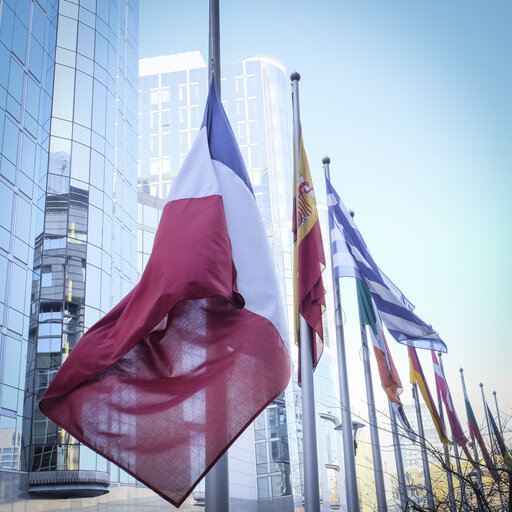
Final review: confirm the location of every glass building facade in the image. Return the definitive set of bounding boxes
[138,52,344,511]
[0,0,179,509]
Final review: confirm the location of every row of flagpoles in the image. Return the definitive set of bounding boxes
[291,71,511,511]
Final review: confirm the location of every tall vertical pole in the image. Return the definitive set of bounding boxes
[479,383,496,459]
[360,326,388,512]
[205,1,228,510]
[454,443,470,512]
[480,383,504,510]
[493,391,504,437]
[389,402,408,511]
[291,72,321,512]
[208,0,221,93]
[323,157,360,512]
[493,392,511,512]
[437,389,456,512]
[438,353,468,512]
[412,383,435,510]
[459,368,484,507]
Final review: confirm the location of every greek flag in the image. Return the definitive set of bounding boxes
[326,176,447,353]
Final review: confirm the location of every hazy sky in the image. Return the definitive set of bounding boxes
[139,0,512,440]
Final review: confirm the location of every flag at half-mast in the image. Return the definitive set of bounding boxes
[292,114,326,375]
[356,279,415,437]
[463,385,499,480]
[40,79,291,507]
[431,351,468,447]
[486,403,512,465]
[325,176,446,353]
[409,346,451,445]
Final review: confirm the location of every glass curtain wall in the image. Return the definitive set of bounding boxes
[0,0,58,475]
[22,0,139,486]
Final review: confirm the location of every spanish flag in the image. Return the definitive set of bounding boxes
[408,346,451,445]
[292,130,325,378]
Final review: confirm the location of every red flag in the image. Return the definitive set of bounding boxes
[39,81,291,507]
[431,352,468,447]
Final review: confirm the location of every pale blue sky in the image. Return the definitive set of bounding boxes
[140,1,512,432]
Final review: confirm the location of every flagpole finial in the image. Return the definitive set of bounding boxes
[290,72,301,82]
[479,382,483,388]
[493,390,496,396]
[459,367,463,373]
[322,156,330,165]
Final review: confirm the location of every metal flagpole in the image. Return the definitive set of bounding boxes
[438,353,468,512]
[493,391,504,437]
[389,402,408,511]
[479,383,496,460]
[291,72,321,512]
[479,383,505,510]
[412,383,435,510]
[453,443,470,512]
[323,157,360,512]
[459,368,484,506]
[208,0,221,93]
[494,392,512,512]
[360,324,388,511]
[436,386,456,512]
[205,1,229,510]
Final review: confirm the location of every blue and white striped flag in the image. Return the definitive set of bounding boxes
[326,176,447,353]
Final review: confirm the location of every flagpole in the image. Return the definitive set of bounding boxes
[389,402,408,511]
[412,383,435,510]
[492,391,504,437]
[323,157,360,512]
[360,323,388,511]
[459,368,484,500]
[479,383,496,459]
[480,383,505,510]
[453,443,470,512]
[205,1,229,510]
[438,353,468,512]
[208,0,221,93]
[291,72,321,512]
[435,364,456,511]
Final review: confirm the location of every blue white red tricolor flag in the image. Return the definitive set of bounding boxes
[325,176,446,353]
[40,79,291,507]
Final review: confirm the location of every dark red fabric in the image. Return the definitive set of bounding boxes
[40,196,291,506]
[297,221,325,372]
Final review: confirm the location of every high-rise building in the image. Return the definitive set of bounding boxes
[138,51,344,512]
[0,1,170,509]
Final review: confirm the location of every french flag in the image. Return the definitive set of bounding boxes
[40,79,291,507]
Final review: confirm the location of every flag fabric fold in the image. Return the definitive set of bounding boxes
[431,351,468,447]
[39,79,291,507]
[325,176,446,353]
[292,121,325,377]
[462,381,499,480]
[356,279,415,438]
[408,347,451,445]
[486,404,512,465]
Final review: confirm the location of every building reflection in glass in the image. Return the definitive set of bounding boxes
[25,152,86,472]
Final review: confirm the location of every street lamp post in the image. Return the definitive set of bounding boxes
[335,420,366,456]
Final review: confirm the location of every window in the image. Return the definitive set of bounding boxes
[257,477,269,499]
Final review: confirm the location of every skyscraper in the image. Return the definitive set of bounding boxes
[0,0,160,508]
[138,51,344,511]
